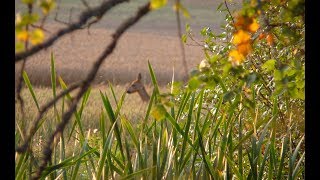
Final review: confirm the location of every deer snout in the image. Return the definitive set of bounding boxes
[126,88,133,94]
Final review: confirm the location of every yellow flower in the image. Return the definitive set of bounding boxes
[232,30,251,45]
[234,15,245,29]
[16,30,29,42]
[229,49,245,66]
[237,42,252,56]
[150,0,167,10]
[30,29,45,45]
[40,0,56,15]
[248,19,259,33]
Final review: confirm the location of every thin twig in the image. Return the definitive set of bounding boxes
[86,15,103,35]
[16,3,33,139]
[32,3,151,179]
[39,14,48,28]
[16,0,130,62]
[175,0,188,79]
[224,0,235,25]
[81,0,91,9]
[249,57,286,123]
[30,24,52,33]
[54,0,70,26]
[185,43,203,47]
[15,82,82,153]
[187,32,203,47]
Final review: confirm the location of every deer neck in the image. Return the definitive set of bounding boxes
[138,87,150,102]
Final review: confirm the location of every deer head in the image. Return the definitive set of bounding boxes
[126,73,150,102]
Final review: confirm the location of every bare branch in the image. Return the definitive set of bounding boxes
[15,82,82,153]
[86,15,103,35]
[31,2,151,179]
[16,0,130,62]
[187,32,203,47]
[16,3,33,139]
[30,24,52,33]
[80,0,91,9]
[174,0,189,79]
[224,0,235,25]
[54,0,71,25]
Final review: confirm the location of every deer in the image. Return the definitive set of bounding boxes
[126,73,150,102]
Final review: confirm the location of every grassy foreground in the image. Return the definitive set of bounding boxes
[15,0,305,178]
[15,60,304,179]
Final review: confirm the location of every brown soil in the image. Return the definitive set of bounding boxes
[16,23,205,87]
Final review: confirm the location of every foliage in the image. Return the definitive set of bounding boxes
[15,0,304,179]
[15,0,57,52]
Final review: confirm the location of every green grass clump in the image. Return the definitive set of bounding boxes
[15,57,304,179]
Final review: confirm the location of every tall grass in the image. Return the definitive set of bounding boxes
[15,56,304,179]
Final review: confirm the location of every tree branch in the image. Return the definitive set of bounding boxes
[224,0,235,25]
[32,2,151,179]
[15,0,129,62]
[16,3,33,139]
[15,82,82,153]
[175,0,188,79]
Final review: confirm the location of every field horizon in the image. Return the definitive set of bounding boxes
[15,0,242,87]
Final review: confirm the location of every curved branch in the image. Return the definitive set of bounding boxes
[224,0,235,25]
[32,2,151,179]
[15,82,82,153]
[15,0,129,62]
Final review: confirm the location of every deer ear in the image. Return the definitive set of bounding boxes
[137,73,142,80]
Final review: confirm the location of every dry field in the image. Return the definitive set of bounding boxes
[15,0,241,123]
[15,0,242,87]
[15,0,235,132]
[16,23,205,87]
[15,84,167,133]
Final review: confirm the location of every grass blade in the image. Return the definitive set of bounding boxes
[100,91,125,162]
[179,92,195,172]
[276,135,289,179]
[22,71,40,111]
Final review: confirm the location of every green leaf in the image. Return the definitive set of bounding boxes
[148,61,159,94]
[21,0,34,4]
[40,0,56,14]
[284,68,296,77]
[188,77,201,90]
[50,52,56,98]
[296,79,305,89]
[170,81,183,96]
[290,136,304,178]
[262,59,276,72]
[223,91,235,102]
[273,83,285,97]
[15,41,25,52]
[58,76,73,100]
[186,23,190,32]
[20,13,39,26]
[22,71,40,111]
[150,0,167,10]
[274,70,282,81]
[182,34,187,43]
[151,103,167,121]
[99,91,125,162]
[216,2,223,11]
[276,136,289,180]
